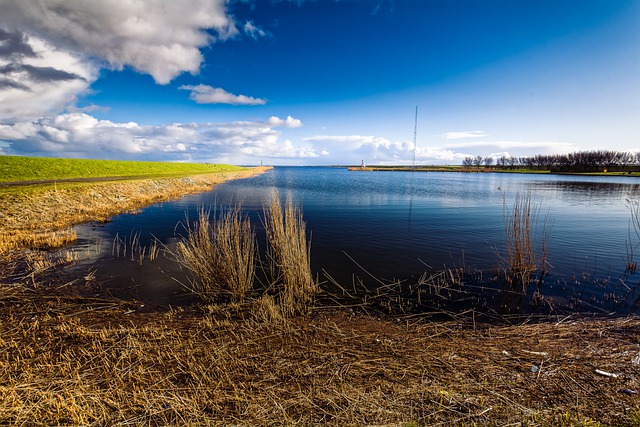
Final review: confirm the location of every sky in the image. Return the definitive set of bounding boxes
[0,0,638,166]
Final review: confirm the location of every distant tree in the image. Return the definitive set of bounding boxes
[462,157,473,169]
[497,156,508,169]
[483,156,494,168]
[473,155,483,171]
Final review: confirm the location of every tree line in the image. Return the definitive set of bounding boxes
[462,150,640,173]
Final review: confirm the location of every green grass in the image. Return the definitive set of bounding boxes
[0,155,244,183]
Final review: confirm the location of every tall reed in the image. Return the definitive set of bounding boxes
[502,192,551,287]
[176,206,255,303]
[264,191,317,316]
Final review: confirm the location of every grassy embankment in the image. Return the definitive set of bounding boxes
[0,155,270,254]
[0,155,246,183]
[2,157,640,425]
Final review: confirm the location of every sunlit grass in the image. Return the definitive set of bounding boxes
[0,155,243,183]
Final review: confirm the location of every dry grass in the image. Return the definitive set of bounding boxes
[175,206,256,303]
[1,284,639,426]
[264,191,318,317]
[0,167,271,254]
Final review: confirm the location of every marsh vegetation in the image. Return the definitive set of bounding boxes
[2,160,640,425]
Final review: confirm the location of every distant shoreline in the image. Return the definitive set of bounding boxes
[347,165,640,177]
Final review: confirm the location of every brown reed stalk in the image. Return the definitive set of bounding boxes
[502,192,551,287]
[264,191,317,316]
[504,192,536,275]
[175,205,255,303]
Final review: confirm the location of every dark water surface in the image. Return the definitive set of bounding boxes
[73,167,640,314]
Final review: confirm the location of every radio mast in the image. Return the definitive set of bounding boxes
[412,106,418,169]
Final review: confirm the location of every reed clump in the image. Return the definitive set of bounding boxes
[264,192,318,317]
[174,192,316,316]
[176,206,255,303]
[502,192,551,287]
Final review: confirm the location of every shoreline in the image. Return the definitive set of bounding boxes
[0,166,272,254]
[347,166,640,177]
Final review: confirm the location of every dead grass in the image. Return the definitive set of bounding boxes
[175,206,256,303]
[0,285,639,426]
[0,167,271,254]
[264,191,318,317]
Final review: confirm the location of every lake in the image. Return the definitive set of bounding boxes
[73,167,640,316]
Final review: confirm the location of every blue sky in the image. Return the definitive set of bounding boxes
[0,0,638,165]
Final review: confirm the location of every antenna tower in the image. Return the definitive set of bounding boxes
[412,106,418,169]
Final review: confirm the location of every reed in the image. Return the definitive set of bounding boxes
[502,192,551,287]
[112,231,160,266]
[625,194,640,272]
[264,191,317,316]
[175,206,256,303]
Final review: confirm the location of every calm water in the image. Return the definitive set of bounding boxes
[73,167,640,314]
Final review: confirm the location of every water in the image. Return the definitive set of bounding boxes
[72,167,640,314]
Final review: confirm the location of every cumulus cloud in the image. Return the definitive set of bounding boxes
[0,113,315,162]
[0,0,244,123]
[180,84,267,105]
[0,0,237,85]
[267,115,302,128]
[442,131,487,139]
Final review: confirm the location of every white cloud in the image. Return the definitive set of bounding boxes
[267,115,302,128]
[180,84,267,105]
[444,140,575,151]
[0,0,243,123]
[0,113,316,162]
[244,21,267,39]
[303,134,468,164]
[0,0,237,85]
[442,131,487,139]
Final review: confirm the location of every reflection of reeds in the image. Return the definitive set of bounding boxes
[176,206,255,303]
[503,192,552,288]
[112,231,160,266]
[264,192,317,317]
